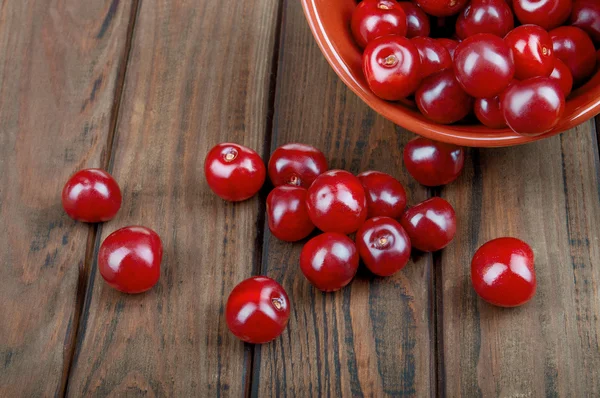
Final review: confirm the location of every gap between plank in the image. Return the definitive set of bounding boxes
[59,1,141,396]
[428,185,443,398]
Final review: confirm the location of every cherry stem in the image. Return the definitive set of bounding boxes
[383,55,397,66]
[272,298,283,310]
[224,149,238,162]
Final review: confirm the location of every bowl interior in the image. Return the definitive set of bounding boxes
[302,0,600,147]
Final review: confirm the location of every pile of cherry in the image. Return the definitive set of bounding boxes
[353,0,600,135]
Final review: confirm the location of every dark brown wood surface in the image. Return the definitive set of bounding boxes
[0,0,599,396]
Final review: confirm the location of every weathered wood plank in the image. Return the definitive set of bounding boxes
[439,124,600,396]
[253,1,434,396]
[66,0,281,395]
[0,1,136,396]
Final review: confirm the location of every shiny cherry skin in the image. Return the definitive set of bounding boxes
[412,37,453,79]
[454,33,515,98]
[98,226,163,294]
[455,0,514,40]
[570,0,600,45]
[551,26,597,84]
[415,69,474,124]
[268,143,328,189]
[414,0,470,17]
[474,96,506,128]
[300,233,359,292]
[549,58,574,97]
[403,137,465,186]
[471,237,536,307]
[205,143,266,202]
[226,276,290,343]
[351,0,408,48]
[357,171,407,219]
[62,168,122,223]
[355,217,411,276]
[513,0,572,30]
[400,197,457,252]
[363,35,422,100]
[267,186,315,242]
[436,38,459,59]
[398,2,431,38]
[306,170,367,234]
[502,77,565,136]
[504,25,555,80]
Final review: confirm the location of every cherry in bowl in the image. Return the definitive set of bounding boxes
[411,37,453,79]
[570,0,600,45]
[267,186,315,242]
[357,171,407,219]
[355,217,411,276]
[414,0,470,17]
[226,276,290,344]
[455,0,514,40]
[415,69,474,125]
[403,137,465,187]
[400,197,457,252]
[351,0,407,49]
[268,143,328,189]
[549,58,574,97]
[474,96,506,129]
[550,26,597,85]
[513,0,572,31]
[504,24,555,80]
[398,1,430,38]
[62,168,122,223]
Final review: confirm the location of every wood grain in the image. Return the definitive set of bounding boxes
[65,0,282,396]
[253,1,434,396]
[0,1,135,396]
[439,123,600,397]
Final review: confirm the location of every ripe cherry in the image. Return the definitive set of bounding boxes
[415,69,474,125]
[403,137,465,186]
[400,197,457,252]
[570,0,600,45]
[306,170,367,234]
[355,217,411,276]
[414,0,470,17]
[550,26,597,84]
[455,0,514,40]
[226,276,290,343]
[549,58,574,97]
[268,143,327,189]
[62,168,122,223]
[267,186,315,242]
[513,0,572,31]
[436,38,459,58]
[98,226,163,294]
[351,0,408,48]
[471,237,536,307]
[474,96,507,128]
[205,143,266,202]
[363,35,422,100]
[454,33,515,98]
[300,233,359,292]
[357,171,407,219]
[412,37,453,79]
[398,2,431,38]
[504,24,555,80]
[502,77,565,136]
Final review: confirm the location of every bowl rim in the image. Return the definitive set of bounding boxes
[301,0,600,147]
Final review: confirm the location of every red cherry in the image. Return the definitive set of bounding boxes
[363,35,422,100]
[456,0,514,40]
[454,33,515,98]
[415,69,474,124]
[355,217,411,276]
[62,168,122,223]
[306,170,367,234]
[204,143,266,202]
[357,171,407,219]
[412,37,453,79]
[597,49,600,65]
[267,186,315,242]
[570,0,600,45]
[98,226,162,294]
[504,25,555,80]
[300,233,359,292]
[513,0,572,31]
[398,2,431,38]
[403,137,465,186]
[502,77,565,136]
[351,0,408,48]
[400,197,457,252]
[436,38,459,59]
[268,143,328,189]
[549,58,574,97]
[226,276,290,343]
[471,237,536,307]
[414,0,470,17]
[474,96,507,128]
[550,26,597,85]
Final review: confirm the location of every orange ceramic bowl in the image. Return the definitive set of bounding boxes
[301,0,600,147]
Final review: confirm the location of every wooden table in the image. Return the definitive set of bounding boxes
[1,1,599,396]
